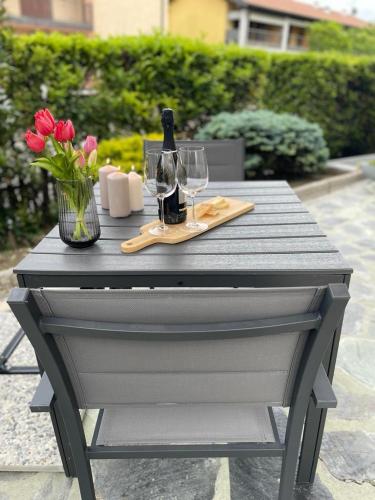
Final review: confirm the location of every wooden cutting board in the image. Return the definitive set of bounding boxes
[121,197,255,254]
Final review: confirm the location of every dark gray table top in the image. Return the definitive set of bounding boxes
[14,181,352,288]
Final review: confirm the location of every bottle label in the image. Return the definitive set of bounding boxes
[179,189,186,204]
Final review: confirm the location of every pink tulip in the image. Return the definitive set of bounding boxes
[34,108,55,136]
[77,151,86,168]
[87,149,97,167]
[83,135,97,154]
[54,119,75,142]
[25,129,45,153]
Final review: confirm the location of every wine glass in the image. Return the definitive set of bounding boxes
[144,148,177,236]
[177,146,209,231]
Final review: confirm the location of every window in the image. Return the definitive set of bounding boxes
[21,0,52,19]
[288,26,308,49]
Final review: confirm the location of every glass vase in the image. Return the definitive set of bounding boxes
[56,178,100,248]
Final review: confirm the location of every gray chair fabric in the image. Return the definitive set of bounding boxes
[32,287,325,409]
[96,403,275,446]
[144,139,245,181]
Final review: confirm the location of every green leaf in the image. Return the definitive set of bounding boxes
[31,158,61,178]
[50,136,65,154]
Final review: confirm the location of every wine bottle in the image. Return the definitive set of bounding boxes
[159,108,187,224]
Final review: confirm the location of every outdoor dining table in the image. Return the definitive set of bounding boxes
[14,180,352,486]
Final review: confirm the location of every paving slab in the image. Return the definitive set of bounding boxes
[321,431,375,483]
[0,472,71,500]
[229,457,333,500]
[92,458,222,500]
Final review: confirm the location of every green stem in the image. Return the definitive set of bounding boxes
[72,213,91,241]
[61,180,94,242]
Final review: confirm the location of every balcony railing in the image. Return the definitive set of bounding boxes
[226,26,308,51]
[248,27,282,48]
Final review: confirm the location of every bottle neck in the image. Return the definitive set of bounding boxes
[162,124,176,151]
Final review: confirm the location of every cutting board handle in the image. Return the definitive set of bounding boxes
[121,232,158,253]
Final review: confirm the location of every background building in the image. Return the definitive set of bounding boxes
[228,0,368,51]
[5,0,93,34]
[4,0,368,51]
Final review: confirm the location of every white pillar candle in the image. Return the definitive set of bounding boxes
[107,172,131,218]
[128,168,144,212]
[99,164,119,209]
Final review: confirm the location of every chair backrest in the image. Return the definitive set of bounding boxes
[9,285,350,411]
[144,139,245,181]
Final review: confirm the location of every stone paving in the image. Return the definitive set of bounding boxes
[0,179,374,499]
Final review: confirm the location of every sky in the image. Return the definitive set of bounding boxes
[305,0,375,21]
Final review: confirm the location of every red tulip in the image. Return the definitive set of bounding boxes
[25,129,45,153]
[83,135,97,154]
[54,119,75,142]
[34,108,55,136]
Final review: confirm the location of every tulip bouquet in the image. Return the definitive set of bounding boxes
[25,108,100,244]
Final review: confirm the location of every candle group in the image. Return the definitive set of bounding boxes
[99,164,144,218]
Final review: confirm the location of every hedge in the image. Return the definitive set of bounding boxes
[263,52,375,157]
[196,110,329,178]
[4,32,375,158]
[4,31,268,139]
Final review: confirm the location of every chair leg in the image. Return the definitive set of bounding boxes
[55,402,96,500]
[278,442,299,500]
[278,404,308,499]
[73,450,96,500]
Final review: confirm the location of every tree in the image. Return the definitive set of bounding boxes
[308,21,375,56]
[308,22,352,53]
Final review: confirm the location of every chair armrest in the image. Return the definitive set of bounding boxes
[312,364,337,409]
[30,372,55,413]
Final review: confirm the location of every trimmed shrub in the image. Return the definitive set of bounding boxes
[97,133,163,175]
[263,52,375,158]
[195,110,329,179]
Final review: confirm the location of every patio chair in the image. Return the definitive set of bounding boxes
[8,284,349,500]
[144,139,245,181]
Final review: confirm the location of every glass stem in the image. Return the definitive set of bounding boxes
[192,195,196,224]
[161,197,165,230]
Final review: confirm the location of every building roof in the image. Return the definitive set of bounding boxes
[241,0,368,28]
